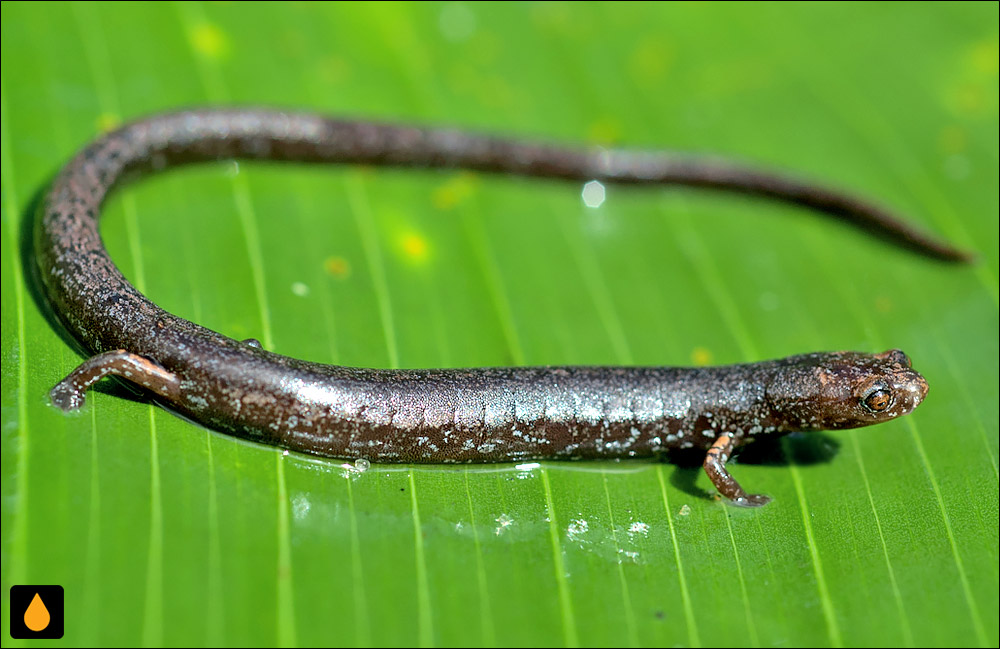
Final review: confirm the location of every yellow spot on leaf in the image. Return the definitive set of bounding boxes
[691,347,712,366]
[317,56,351,84]
[629,38,674,88]
[969,38,999,76]
[190,23,231,60]
[948,82,992,115]
[945,38,999,117]
[938,125,967,154]
[399,231,431,264]
[96,113,121,133]
[587,117,622,145]
[324,256,351,279]
[432,173,478,210]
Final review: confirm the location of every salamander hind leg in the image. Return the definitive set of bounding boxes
[703,432,771,507]
[50,350,180,411]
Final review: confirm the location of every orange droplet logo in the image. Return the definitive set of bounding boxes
[24,592,50,632]
[10,584,63,638]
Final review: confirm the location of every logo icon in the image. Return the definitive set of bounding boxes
[9,585,64,639]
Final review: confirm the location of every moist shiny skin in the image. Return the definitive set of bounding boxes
[36,108,947,506]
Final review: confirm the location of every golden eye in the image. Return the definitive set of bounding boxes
[863,388,892,413]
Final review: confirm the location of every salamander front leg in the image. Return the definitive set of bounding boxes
[50,350,180,411]
[703,432,771,507]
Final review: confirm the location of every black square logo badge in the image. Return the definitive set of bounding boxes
[9,585,64,639]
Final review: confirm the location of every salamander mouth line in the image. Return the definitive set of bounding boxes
[35,108,962,507]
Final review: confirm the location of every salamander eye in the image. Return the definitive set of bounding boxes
[862,387,893,413]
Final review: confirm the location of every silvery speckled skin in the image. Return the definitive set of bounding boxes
[37,109,948,506]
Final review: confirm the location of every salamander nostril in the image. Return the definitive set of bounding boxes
[879,349,912,367]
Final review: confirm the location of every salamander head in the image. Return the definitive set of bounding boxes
[764,349,929,431]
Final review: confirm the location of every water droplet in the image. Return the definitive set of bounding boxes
[514,461,540,479]
[495,513,514,536]
[628,521,650,536]
[292,494,311,520]
[339,458,371,478]
[567,518,589,541]
[24,593,50,632]
[291,282,309,297]
[581,180,606,208]
[617,548,640,564]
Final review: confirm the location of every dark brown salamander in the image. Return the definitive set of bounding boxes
[36,109,950,506]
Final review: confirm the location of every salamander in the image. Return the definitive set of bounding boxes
[35,109,952,506]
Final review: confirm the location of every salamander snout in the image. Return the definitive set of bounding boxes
[849,349,928,424]
[900,369,929,407]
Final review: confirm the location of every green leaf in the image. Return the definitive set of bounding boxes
[2,2,997,647]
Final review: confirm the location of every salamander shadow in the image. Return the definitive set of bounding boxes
[663,432,841,503]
